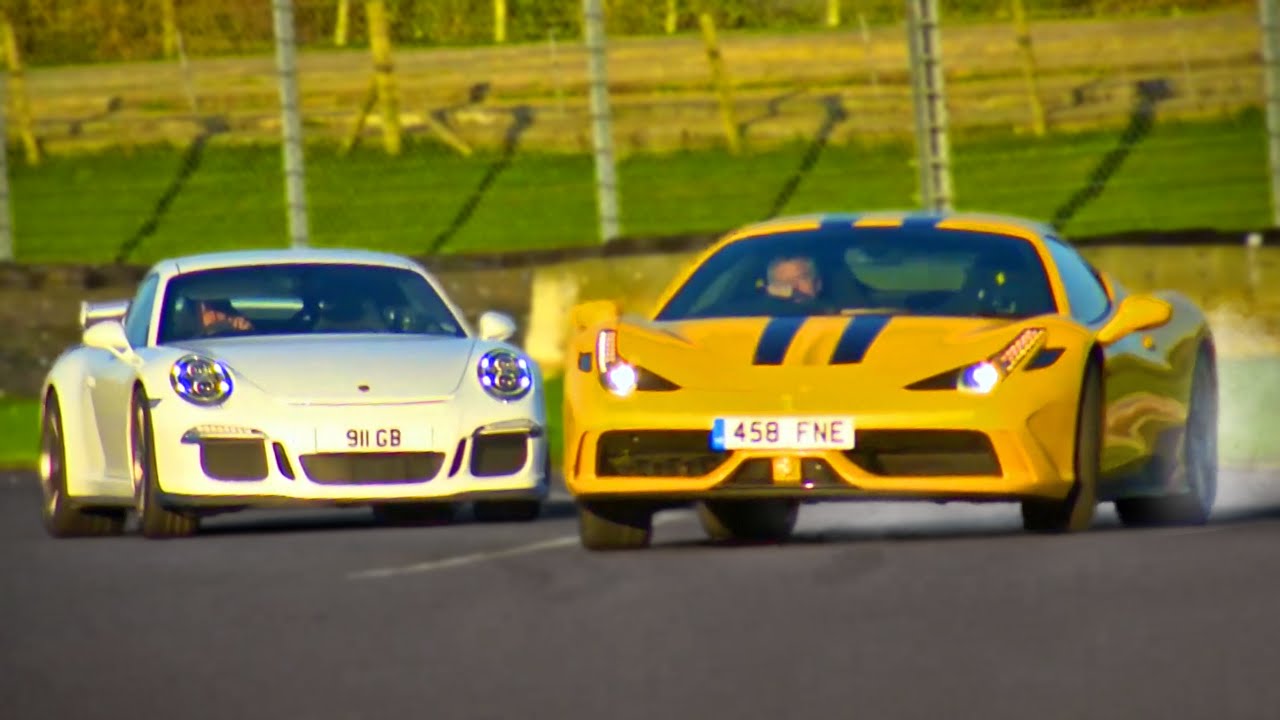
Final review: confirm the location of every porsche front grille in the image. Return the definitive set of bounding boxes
[596,430,730,478]
[843,430,1001,477]
[299,452,447,485]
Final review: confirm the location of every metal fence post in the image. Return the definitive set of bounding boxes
[0,70,12,261]
[272,0,310,248]
[906,0,953,212]
[584,0,621,243]
[1262,0,1280,227]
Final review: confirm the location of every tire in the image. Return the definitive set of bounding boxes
[473,500,542,523]
[1114,346,1217,527]
[696,499,799,543]
[371,502,458,526]
[38,393,126,538]
[131,387,199,539]
[1021,357,1102,534]
[577,500,654,551]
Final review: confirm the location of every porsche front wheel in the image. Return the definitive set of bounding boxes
[697,499,799,544]
[577,500,653,550]
[131,387,199,539]
[1021,359,1102,534]
[39,392,126,538]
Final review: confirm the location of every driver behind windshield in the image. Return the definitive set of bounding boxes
[764,254,823,304]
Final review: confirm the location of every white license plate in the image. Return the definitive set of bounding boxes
[315,426,432,453]
[711,416,855,451]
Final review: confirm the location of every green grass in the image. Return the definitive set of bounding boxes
[0,398,39,470]
[8,111,1267,264]
[0,358,1277,471]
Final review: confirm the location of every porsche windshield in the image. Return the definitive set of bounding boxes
[156,263,467,343]
[654,226,1058,321]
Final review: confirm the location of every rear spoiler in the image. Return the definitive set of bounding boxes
[79,299,130,330]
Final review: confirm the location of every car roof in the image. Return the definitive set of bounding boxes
[718,211,1058,247]
[149,247,425,277]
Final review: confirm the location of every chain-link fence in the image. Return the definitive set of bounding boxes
[0,0,1271,264]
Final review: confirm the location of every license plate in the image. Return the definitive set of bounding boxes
[711,416,855,451]
[315,427,431,453]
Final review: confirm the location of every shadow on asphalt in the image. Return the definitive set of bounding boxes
[194,498,580,537]
[652,500,1280,551]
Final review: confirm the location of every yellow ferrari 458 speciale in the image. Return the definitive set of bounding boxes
[562,211,1218,550]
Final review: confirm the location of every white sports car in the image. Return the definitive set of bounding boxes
[38,248,550,539]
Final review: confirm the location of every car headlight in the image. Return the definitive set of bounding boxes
[477,349,533,401]
[908,327,1048,393]
[593,329,680,397]
[596,329,636,397]
[170,354,234,406]
[957,327,1047,394]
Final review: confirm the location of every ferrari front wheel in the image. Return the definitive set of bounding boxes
[577,500,654,551]
[1021,359,1102,534]
[1115,345,1217,527]
[131,387,199,539]
[39,392,126,538]
[697,499,799,544]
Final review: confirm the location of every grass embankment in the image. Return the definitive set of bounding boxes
[8,112,1267,264]
[1,362,1277,471]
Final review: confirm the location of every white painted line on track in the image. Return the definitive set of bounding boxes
[347,513,691,581]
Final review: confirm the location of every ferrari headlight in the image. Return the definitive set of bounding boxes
[596,329,638,397]
[477,349,533,402]
[170,355,234,406]
[957,327,1047,394]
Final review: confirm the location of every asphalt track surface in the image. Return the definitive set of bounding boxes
[3,468,1280,720]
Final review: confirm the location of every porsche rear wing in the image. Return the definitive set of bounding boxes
[79,299,129,329]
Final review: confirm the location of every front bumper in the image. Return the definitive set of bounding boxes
[148,398,549,508]
[566,401,1078,504]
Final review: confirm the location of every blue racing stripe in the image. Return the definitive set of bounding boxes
[753,316,807,365]
[829,314,893,364]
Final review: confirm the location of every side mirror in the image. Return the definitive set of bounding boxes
[82,320,134,359]
[477,311,517,342]
[80,299,130,330]
[569,299,620,333]
[1097,294,1173,346]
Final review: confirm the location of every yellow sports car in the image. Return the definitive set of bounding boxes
[561,212,1218,550]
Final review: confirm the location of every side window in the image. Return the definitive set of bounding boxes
[1044,240,1111,324]
[123,274,160,347]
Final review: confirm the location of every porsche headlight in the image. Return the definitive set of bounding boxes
[170,354,234,406]
[477,349,533,401]
[957,327,1047,394]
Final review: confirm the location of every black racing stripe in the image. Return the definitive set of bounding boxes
[753,316,807,365]
[830,314,893,364]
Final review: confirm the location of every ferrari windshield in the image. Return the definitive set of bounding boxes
[654,226,1058,321]
[156,263,467,343]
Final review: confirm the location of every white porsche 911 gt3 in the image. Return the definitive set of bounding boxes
[38,248,550,539]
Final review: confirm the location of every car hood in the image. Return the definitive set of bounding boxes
[613,313,1050,391]
[168,334,478,404]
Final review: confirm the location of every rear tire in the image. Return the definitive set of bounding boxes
[371,502,458,526]
[473,500,542,523]
[1021,358,1102,534]
[132,387,199,539]
[1115,346,1217,527]
[697,499,799,543]
[39,393,126,538]
[577,501,653,551]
